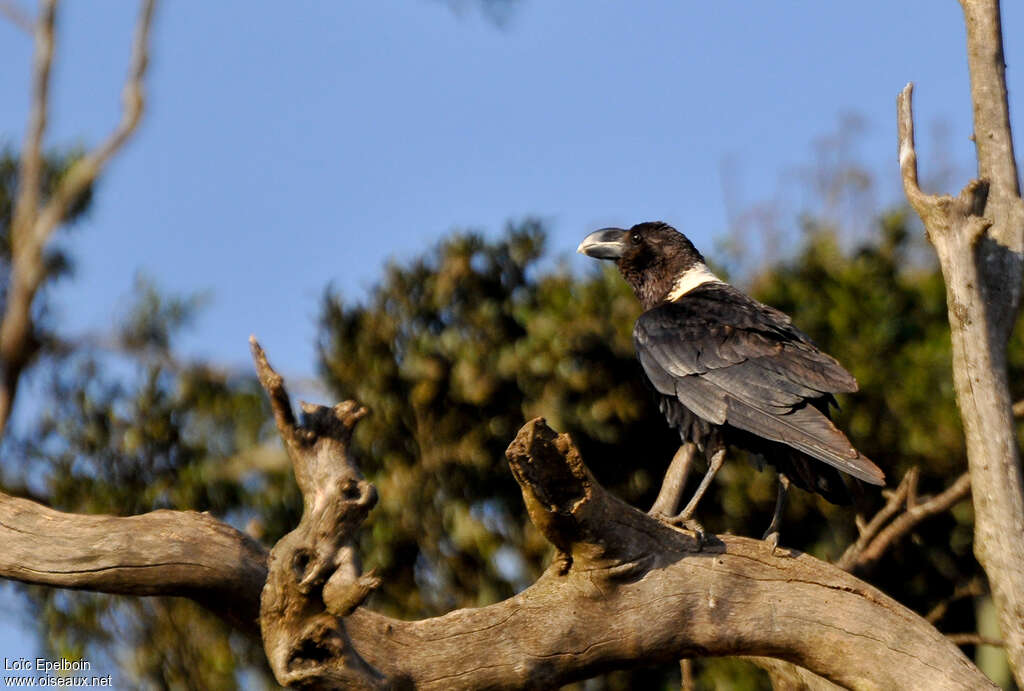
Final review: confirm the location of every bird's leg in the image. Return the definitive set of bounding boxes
[648,442,697,518]
[762,472,791,554]
[677,441,725,522]
[672,439,726,548]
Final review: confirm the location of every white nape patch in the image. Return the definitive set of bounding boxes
[666,263,724,301]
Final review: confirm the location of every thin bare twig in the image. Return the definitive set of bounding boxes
[0,0,33,35]
[947,633,1004,647]
[926,578,987,625]
[837,467,917,571]
[680,659,694,691]
[1013,399,1024,418]
[854,473,971,571]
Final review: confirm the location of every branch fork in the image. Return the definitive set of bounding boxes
[251,337,385,689]
[246,342,992,689]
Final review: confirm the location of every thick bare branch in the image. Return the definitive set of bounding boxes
[900,1,1024,681]
[0,0,156,438]
[251,338,385,690]
[338,419,991,689]
[0,408,996,689]
[0,493,267,636]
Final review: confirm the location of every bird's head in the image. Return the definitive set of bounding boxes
[577,221,710,309]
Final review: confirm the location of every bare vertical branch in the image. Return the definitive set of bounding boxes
[899,0,1024,682]
[962,0,1021,206]
[250,339,385,689]
[9,0,55,265]
[0,0,156,438]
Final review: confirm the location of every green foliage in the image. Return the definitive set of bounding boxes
[7,169,1010,687]
[11,281,279,689]
[317,213,1004,687]
[0,148,92,308]
[318,219,679,615]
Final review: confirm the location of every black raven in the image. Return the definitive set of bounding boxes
[578,221,884,544]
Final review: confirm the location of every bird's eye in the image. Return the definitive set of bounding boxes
[631,232,642,244]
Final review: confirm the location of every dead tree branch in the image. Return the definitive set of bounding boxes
[898,0,1024,680]
[948,633,1004,648]
[926,578,987,625]
[0,0,155,437]
[0,345,997,688]
[854,473,971,570]
[837,468,971,572]
[0,0,33,34]
[251,338,386,689]
[0,493,267,636]
[837,466,918,570]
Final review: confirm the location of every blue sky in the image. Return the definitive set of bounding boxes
[0,0,1021,678]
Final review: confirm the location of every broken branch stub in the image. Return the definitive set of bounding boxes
[251,337,386,689]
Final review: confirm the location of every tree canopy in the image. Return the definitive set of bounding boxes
[5,172,1009,685]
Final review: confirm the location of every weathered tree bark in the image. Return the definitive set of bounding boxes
[0,342,996,689]
[0,493,267,636]
[251,339,387,689]
[898,0,1024,682]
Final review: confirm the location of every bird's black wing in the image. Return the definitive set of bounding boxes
[634,283,884,485]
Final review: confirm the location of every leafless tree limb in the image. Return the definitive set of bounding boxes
[0,0,155,438]
[251,338,384,689]
[744,657,843,691]
[837,466,918,570]
[0,345,997,689]
[0,0,33,34]
[898,1,1024,681]
[0,493,267,636]
[854,473,971,571]
[947,633,1004,648]
[836,468,970,572]
[926,577,987,625]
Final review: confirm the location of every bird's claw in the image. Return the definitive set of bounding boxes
[649,511,706,549]
[762,529,780,555]
[681,518,706,549]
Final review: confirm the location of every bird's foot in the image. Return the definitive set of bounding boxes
[762,529,781,555]
[671,514,706,549]
[650,510,706,549]
[681,518,706,549]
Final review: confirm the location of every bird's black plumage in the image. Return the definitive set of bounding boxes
[578,221,884,505]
